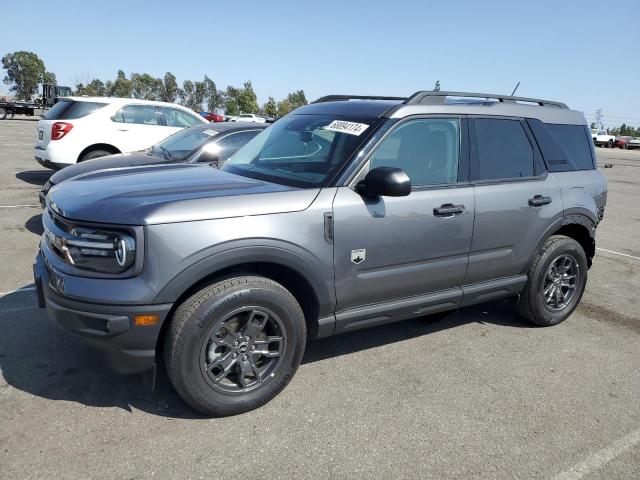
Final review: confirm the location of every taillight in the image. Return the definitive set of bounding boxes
[51,122,73,140]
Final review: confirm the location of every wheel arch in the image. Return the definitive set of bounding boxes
[77,143,121,162]
[153,246,336,355]
[524,212,597,274]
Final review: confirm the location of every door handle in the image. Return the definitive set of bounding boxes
[528,195,552,207]
[117,128,129,132]
[433,203,465,216]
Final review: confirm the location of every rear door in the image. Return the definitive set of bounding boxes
[110,104,164,152]
[464,117,563,299]
[332,116,475,332]
[158,106,205,140]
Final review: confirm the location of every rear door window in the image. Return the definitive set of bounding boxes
[43,100,107,120]
[112,105,159,125]
[472,118,534,180]
[160,107,202,128]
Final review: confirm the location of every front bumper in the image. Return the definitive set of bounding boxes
[34,252,173,374]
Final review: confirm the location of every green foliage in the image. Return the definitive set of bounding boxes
[286,90,307,110]
[75,79,107,96]
[203,75,222,112]
[263,96,277,117]
[277,99,292,117]
[131,73,163,100]
[589,122,596,130]
[238,81,259,114]
[161,72,178,103]
[109,70,133,98]
[43,71,56,84]
[2,51,46,100]
[609,123,640,137]
[223,86,241,116]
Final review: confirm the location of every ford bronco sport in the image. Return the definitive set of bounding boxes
[34,91,607,416]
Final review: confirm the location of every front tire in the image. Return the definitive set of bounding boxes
[517,235,588,327]
[164,276,306,416]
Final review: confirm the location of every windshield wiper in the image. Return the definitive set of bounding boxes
[159,146,172,160]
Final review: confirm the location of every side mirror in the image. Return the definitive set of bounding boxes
[199,142,221,163]
[355,167,411,197]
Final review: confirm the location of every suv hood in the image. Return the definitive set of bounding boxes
[49,151,172,186]
[47,163,318,225]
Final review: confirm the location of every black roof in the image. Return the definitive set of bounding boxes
[294,99,403,118]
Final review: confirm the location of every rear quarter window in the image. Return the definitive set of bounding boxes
[527,119,595,171]
[43,100,107,120]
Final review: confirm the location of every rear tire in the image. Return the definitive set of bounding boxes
[0,107,7,120]
[164,276,306,417]
[80,149,112,161]
[517,235,588,327]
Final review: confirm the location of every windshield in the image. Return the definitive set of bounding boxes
[152,126,219,160]
[221,114,376,187]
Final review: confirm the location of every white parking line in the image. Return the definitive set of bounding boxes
[0,204,40,208]
[0,286,35,297]
[553,427,640,480]
[597,248,640,261]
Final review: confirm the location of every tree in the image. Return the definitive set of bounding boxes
[286,90,307,110]
[131,73,162,100]
[589,122,596,130]
[194,80,207,111]
[75,78,107,96]
[203,75,222,112]
[43,71,56,85]
[178,80,204,111]
[160,72,178,103]
[223,86,241,116]
[109,70,133,98]
[2,51,46,100]
[237,81,259,114]
[277,99,292,117]
[433,80,441,92]
[263,96,277,117]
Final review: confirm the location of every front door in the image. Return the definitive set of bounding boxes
[332,117,474,333]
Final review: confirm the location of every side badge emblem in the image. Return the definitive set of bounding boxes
[351,249,366,265]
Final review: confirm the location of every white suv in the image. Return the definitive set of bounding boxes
[34,97,207,168]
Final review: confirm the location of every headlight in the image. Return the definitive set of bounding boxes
[48,226,136,274]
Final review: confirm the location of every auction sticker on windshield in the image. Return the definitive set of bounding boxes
[324,120,369,136]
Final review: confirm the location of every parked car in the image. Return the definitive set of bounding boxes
[591,129,615,147]
[230,113,266,123]
[627,137,640,150]
[34,97,207,169]
[201,112,225,122]
[614,136,633,149]
[39,123,266,207]
[34,90,607,417]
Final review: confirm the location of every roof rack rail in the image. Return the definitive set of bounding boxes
[404,91,568,109]
[312,95,406,104]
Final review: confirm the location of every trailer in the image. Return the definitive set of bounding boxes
[0,100,40,119]
[0,83,72,120]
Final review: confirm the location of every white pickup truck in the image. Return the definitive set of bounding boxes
[591,129,615,148]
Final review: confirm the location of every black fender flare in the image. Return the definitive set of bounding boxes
[522,210,597,275]
[152,241,336,319]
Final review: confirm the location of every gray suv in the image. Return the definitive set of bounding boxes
[34,91,607,416]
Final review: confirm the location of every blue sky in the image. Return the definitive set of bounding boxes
[2,0,639,127]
